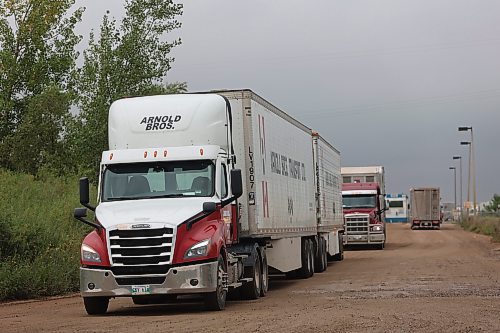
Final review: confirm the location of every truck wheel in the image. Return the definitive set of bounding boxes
[83,297,109,315]
[321,238,328,271]
[308,240,315,277]
[299,239,314,278]
[315,238,327,273]
[204,254,227,311]
[259,249,269,297]
[240,249,262,300]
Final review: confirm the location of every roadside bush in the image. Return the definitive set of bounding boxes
[460,217,500,243]
[0,170,95,300]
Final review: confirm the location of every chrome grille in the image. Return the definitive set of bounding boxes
[108,227,174,285]
[345,215,369,234]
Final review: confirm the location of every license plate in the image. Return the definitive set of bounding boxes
[131,285,151,295]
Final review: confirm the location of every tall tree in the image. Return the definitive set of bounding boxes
[484,194,500,213]
[70,0,186,176]
[0,0,83,172]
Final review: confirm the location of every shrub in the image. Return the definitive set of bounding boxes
[460,216,500,243]
[0,170,95,300]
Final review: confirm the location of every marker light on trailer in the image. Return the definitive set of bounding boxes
[144,151,147,158]
[154,151,157,157]
[200,148,204,156]
[164,150,168,157]
[109,153,113,160]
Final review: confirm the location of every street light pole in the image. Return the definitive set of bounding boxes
[449,167,457,214]
[471,128,477,215]
[453,156,463,219]
[460,141,471,216]
[459,126,475,216]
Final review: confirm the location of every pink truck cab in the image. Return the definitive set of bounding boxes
[342,182,387,249]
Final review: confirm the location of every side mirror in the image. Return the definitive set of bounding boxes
[79,177,95,211]
[230,169,243,199]
[203,202,217,213]
[74,207,88,218]
[73,207,101,230]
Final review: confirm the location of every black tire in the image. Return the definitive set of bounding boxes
[240,248,262,300]
[259,249,269,297]
[204,254,227,311]
[285,270,297,279]
[298,239,314,279]
[308,240,315,277]
[315,238,327,273]
[321,238,328,271]
[83,297,109,315]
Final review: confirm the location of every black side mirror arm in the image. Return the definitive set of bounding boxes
[74,208,102,231]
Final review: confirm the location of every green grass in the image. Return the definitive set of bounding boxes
[460,216,500,243]
[0,170,95,301]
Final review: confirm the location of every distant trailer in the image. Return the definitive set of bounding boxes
[385,193,409,223]
[410,187,441,230]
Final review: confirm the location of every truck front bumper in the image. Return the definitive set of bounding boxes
[80,261,218,298]
[344,232,385,244]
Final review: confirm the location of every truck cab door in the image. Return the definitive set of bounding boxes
[219,161,233,244]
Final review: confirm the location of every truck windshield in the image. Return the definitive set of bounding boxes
[101,160,215,202]
[342,194,377,208]
[388,200,404,208]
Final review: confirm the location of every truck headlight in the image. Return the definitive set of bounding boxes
[184,239,210,259]
[371,225,383,232]
[81,244,102,263]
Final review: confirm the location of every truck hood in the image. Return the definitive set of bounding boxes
[343,208,376,216]
[95,198,211,229]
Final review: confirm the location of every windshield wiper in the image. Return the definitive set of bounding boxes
[143,194,186,199]
[105,193,187,201]
[106,196,144,201]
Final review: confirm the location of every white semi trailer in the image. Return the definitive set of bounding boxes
[74,89,343,314]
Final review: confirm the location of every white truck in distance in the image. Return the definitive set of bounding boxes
[74,90,344,314]
[385,193,409,223]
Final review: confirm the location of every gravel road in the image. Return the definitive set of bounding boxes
[2,223,499,333]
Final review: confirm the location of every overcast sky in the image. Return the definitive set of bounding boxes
[74,1,500,204]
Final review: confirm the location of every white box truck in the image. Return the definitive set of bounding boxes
[410,187,441,229]
[74,90,343,314]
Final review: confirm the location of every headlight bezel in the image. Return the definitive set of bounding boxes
[184,239,210,259]
[81,244,102,263]
[370,224,384,232]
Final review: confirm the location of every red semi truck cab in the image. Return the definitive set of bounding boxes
[342,182,386,249]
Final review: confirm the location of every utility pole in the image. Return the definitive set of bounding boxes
[459,126,476,216]
[453,156,463,220]
[449,167,457,214]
